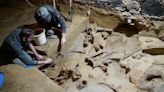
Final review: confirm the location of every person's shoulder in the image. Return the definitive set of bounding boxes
[42,5,59,13]
[16,25,28,31]
[42,5,54,10]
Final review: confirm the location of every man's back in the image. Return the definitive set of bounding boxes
[34,5,66,32]
[0,27,23,64]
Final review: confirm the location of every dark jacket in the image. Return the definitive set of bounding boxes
[0,26,37,65]
[35,5,66,33]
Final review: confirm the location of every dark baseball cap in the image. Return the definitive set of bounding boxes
[37,7,50,18]
[36,7,51,22]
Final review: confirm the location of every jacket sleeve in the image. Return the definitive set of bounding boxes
[54,9,66,33]
[46,5,66,33]
[10,44,37,65]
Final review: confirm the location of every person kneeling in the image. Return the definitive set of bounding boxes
[0,25,52,66]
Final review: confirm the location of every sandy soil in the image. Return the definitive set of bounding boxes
[40,23,164,92]
[0,1,36,45]
[0,1,164,92]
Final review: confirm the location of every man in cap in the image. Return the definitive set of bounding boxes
[34,5,66,52]
[0,25,52,66]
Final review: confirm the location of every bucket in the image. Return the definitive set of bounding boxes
[33,28,46,46]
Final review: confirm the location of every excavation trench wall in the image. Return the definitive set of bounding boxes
[56,1,154,32]
[0,0,164,92]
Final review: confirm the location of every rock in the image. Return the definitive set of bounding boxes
[72,69,81,82]
[138,36,164,49]
[105,62,138,92]
[158,28,164,41]
[138,30,158,37]
[99,64,107,72]
[102,31,109,40]
[138,65,164,91]
[152,56,164,65]
[0,64,62,92]
[141,0,164,17]
[93,0,124,8]
[83,39,88,47]
[94,32,106,49]
[159,36,164,41]
[153,83,164,92]
[120,12,131,17]
[54,76,66,85]
[115,6,126,12]
[126,1,141,14]
[93,44,101,52]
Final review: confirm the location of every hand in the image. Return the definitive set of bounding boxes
[43,58,52,64]
[36,54,44,60]
[61,33,66,46]
[37,58,52,64]
[58,33,66,52]
[61,36,66,45]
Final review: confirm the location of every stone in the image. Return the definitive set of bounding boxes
[159,36,164,41]
[115,6,126,12]
[141,0,164,16]
[138,65,164,91]
[126,1,141,14]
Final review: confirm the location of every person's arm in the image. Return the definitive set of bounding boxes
[28,43,43,60]
[58,32,66,52]
[10,44,38,65]
[10,43,52,65]
[15,47,52,65]
[61,32,66,46]
[47,6,67,52]
[37,58,52,64]
[53,12,67,52]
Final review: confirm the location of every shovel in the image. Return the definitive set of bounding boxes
[67,0,73,22]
